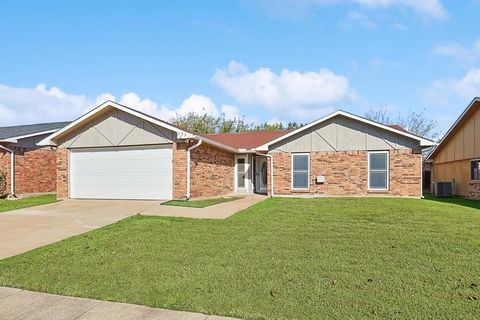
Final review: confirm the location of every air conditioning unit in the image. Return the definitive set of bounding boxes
[434,182,453,198]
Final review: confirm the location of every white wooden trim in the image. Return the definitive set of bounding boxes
[0,129,61,143]
[291,153,310,190]
[368,151,390,191]
[256,110,436,151]
[37,100,195,146]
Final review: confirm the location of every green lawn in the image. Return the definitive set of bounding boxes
[161,196,242,208]
[0,197,479,319]
[0,194,57,212]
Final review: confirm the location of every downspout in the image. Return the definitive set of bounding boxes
[255,152,274,197]
[0,145,15,198]
[420,154,424,199]
[186,139,202,199]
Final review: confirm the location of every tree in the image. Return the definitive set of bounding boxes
[170,111,306,134]
[364,106,439,140]
[171,112,253,134]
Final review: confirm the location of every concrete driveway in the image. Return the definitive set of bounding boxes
[0,195,265,259]
[0,200,155,259]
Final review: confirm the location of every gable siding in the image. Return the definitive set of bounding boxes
[57,108,176,148]
[432,103,480,197]
[269,115,418,153]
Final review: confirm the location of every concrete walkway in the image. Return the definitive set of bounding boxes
[0,287,240,320]
[146,195,266,219]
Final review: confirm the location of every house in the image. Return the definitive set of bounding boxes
[426,97,480,199]
[38,100,435,200]
[0,121,70,197]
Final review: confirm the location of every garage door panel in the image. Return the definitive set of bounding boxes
[70,147,172,200]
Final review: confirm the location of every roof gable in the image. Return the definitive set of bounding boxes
[38,101,194,146]
[257,110,436,151]
[427,97,480,161]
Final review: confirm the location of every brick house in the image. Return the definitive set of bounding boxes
[38,101,435,200]
[0,122,70,197]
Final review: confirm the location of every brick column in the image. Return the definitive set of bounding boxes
[172,142,188,199]
[56,147,69,199]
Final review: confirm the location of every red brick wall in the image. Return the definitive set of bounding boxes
[56,147,69,199]
[190,144,235,198]
[172,142,188,199]
[270,149,421,197]
[0,147,57,196]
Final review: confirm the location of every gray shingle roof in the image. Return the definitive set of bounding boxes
[0,121,71,140]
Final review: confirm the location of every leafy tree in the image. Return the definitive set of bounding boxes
[171,111,306,134]
[364,107,439,140]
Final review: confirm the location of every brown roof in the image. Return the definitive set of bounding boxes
[204,130,290,149]
[388,124,407,132]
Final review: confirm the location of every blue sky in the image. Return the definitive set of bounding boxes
[1,0,480,135]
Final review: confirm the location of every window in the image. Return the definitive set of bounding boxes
[368,151,389,190]
[236,158,246,189]
[292,154,309,189]
[471,160,480,181]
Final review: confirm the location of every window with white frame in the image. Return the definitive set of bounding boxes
[292,153,309,189]
[471,160,480,181]
[368,151,389,190]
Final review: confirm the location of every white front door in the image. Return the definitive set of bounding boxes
[235,155,248,193]
[70,146,173,200]
[255,157,268,194]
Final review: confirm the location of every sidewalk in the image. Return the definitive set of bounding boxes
[0,287,240,320]
[143,195,266,219]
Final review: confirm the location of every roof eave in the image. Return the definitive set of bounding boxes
[257,110,436,151]
[37,100,195,147]
[426,97,480,161]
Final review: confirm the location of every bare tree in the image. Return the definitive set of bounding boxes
[364,106,439,140]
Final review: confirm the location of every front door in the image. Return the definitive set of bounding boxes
[255,157,268,194]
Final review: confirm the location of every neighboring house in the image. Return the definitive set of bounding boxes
[38,101,435,201]
[426,97,480,199]
[0,121,70,197]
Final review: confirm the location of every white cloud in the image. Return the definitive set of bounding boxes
[432,39,480,64]
[0,83,239,127]
[257,0,447,20]
[354,0,447,20]
[220,104,240,119]
[341,11,376,29]
[212,61,356,119]
[426,68,480,105]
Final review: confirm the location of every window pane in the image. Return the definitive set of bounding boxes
[370,171,387,189]
[293,172,308,188]
[293,155,308,171]
[370,153,387,170]
[472,161,480,180]
[237,173,245,188]
[237,158,246,188]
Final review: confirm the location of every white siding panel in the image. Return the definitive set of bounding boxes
[70,147,172,200]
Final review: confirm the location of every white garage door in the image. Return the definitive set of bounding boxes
[70,147,173,200]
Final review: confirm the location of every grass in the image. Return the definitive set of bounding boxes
[161,196,242,208]
[0,197,479,319]
[0,194,56,212]
[423,192,480,210]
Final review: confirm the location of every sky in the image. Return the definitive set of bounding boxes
[1,0,480,135]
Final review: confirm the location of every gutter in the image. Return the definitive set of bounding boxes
[186,139,203,199]
[255,152,274,197]
[0,145,15,198]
